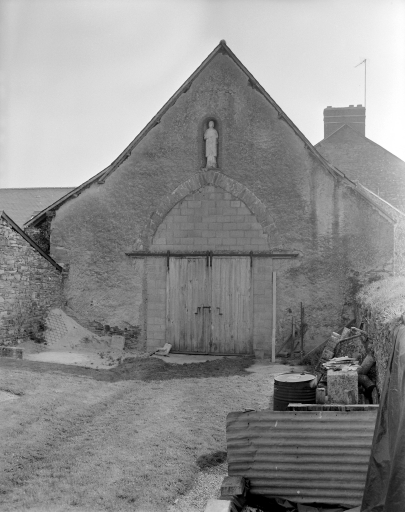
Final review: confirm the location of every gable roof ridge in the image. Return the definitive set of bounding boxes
[25,41,228,228]
[355,182,405,218]
[24,168,108,227]
[316,124,405,165]
[315,124,349,145]
[84,39,351,187]
[26,40,391,228]
[1,211,63,271]
[97,41,229,184]
[362,134,405,164]
[346,183,395,223]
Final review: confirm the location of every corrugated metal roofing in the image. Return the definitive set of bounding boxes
[0,188,73,227]
[226,409,378,508]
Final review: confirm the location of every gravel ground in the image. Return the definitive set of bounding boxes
[165,362,293,512]
[167,462,228,512]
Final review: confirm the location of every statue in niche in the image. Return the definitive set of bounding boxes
[204,120,218,168]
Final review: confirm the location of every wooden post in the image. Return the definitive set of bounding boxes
[291,316,295,357]
[271,271,276,362]
[300,302,304,356]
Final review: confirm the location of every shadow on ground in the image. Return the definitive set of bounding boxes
[0,355,255,382]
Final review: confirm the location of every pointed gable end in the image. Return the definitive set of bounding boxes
[26,40,363,228]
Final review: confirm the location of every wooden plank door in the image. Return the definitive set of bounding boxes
[211,257,253,354]
[166,257,211,352]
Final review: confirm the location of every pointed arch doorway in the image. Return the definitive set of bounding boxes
[140,171,289,356]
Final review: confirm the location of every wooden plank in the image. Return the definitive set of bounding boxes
[212,257,252,354]
[166,258,182,350]
[167,257,208,353]
[271,271,276,362]
[189,258,208,352]
[240,257,252,353]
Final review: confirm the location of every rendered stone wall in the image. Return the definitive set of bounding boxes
[48,52,396,352]
[317,125,405,213]
[354,184,405,276]
[0,218,63,345]
[146,257,166,352]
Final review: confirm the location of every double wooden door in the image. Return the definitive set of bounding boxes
[166,257,252,354]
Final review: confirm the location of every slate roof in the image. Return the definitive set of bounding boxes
[316,124,405,213]
[0,188,73,227]
[24,40,395,227]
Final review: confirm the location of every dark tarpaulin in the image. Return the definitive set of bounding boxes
[361,322,405,512]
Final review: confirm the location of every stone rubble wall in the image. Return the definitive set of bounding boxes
[0,218,63,345]
[356,276,405,393]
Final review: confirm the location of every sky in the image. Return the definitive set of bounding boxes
[0,0,404,188]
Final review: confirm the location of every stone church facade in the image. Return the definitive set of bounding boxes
[26,41,400,356]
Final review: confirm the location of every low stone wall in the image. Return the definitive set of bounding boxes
[0,217,63,345]
[356,276,405,393]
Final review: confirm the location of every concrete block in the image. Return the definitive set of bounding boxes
[316,387,326,404]
[1,346,23,359]
[220,476,247,496]
[110,335,125,351]
[327,369,358,404]
[204,499,237,512]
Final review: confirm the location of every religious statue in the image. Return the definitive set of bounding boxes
[204,120,218,168]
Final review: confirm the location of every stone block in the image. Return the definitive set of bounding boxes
[204,499,238,512]
[327,369,358,404]
[110,335,125,351]
[1,346,23,359]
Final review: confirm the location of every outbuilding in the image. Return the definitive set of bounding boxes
[26,41,401,356]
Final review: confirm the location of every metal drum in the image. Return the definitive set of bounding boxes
[273,372,316,411]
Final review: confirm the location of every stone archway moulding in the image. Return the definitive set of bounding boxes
[144,171,281,248]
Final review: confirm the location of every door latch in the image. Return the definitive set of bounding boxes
[195,306,212,314]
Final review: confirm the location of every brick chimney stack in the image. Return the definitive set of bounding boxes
[323,104,366,138]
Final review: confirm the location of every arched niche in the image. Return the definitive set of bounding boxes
[199,116,222,169]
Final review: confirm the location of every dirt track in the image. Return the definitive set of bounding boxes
[0,354,254,381]
[0,355,288,511]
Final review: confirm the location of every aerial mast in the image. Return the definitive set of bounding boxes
[355,58,367,108]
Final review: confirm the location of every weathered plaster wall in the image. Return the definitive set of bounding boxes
[49,52,395,352]
[0,218,63,345]
[353,183,405,276]
[317,125,405,213]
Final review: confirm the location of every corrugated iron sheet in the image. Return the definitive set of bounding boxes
[226,409,378,508]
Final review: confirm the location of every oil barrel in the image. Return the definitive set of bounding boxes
[273,372,316,411]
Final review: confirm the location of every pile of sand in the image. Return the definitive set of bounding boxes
[23,308,126,369]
